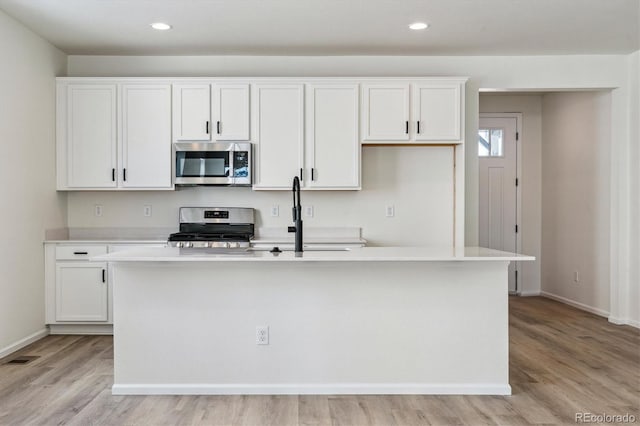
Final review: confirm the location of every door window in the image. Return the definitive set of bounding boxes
[478,128,504,157]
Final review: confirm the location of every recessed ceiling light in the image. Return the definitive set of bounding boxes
[150,22,172,31]
[409,22,429,30]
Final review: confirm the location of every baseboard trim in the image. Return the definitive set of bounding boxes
[112,383,512,396]
[628,319,640,329]
[49,324,113,335]
[0,328,49,359]
[518,290,541,297]
[540,291,609,318]
[608,316,640,329]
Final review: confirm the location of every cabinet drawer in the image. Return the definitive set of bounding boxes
[55,245,108,260]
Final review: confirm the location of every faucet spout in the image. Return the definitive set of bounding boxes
[292,176,303,253]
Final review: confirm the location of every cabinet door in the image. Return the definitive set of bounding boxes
[212,84,250,140]
[413,84,461,141]
[306,84,360,189]
[55,262,108,322]
[362,84,410,141]
[66,85,117,188]
[121,85,172,188]
[173,84,211,141]
[253,84,304,189]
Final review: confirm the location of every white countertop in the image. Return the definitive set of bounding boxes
[94,246,534,262]
[45,239,167,244]
[250,237,366,245]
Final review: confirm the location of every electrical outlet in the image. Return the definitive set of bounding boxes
[94,205,103,217]
[143,205,152,217]
[271,205,279,217]
[304,205,314,218]
[385,205,395,217]
[256,326,269,345]
[574,271,579,283]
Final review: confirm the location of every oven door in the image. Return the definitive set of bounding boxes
[174,142,251,186]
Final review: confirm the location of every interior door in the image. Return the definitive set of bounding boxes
[478,116,518,292]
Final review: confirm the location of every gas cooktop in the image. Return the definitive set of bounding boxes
[168,207,254,249]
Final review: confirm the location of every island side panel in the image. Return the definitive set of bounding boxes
[112,260,510,395]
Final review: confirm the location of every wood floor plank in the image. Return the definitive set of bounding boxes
[0,296,638,425]
[298,395,332,426]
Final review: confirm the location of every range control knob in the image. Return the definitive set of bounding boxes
[184,242,193,248]
[176,242,184,248]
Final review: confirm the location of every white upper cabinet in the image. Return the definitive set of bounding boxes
[65,84,117,188]
[120,84,172,188]
[362,79,466,144]
[305,84,360,189]
[362,84,410,141]
[212,84,250,140]
[57,77,465,191]
[173,84,211,141]
[253,84,304,189]
[58,81,174,190]
[413,83,461,141]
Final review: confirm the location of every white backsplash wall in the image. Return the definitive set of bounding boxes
[67,146,454,246]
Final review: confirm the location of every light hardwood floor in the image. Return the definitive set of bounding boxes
[1,297,638,425]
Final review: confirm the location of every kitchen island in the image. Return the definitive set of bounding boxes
[97,246,533,396]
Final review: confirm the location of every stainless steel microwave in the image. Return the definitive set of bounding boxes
[174,142,252,186]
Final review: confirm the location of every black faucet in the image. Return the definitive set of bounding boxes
[292,176,303,253]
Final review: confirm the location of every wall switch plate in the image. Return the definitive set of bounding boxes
[256,326,269,345]
[574,271,579,282]
[143,205,152,217]
[94,205,103,217]
[385,205,395,217]
[304,205,314,218]
[271,205,279,217]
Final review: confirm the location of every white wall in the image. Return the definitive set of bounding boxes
[0,10,67,355]
[540,91,612,315]
[67,147,455,247]
[66,54,636,323]
[627,51,639,327]
[479,94,543,296]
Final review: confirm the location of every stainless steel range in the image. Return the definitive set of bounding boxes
[168,207,254,249]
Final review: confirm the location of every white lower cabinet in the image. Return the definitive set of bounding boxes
[55,262,108,321]
[45,242,165,334]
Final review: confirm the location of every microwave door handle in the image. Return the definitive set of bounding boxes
[229,150,234,184]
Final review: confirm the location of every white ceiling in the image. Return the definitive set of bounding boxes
[0,0,638,56]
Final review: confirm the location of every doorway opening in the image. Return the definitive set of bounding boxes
[478,90,612,316]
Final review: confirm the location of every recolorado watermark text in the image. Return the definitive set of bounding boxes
[576,412,637,423]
